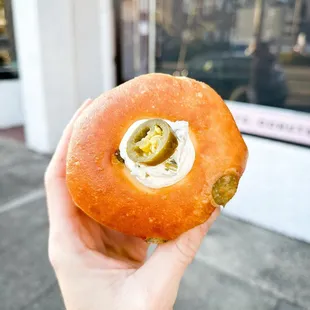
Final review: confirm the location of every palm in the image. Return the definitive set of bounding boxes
[72,208,149,267]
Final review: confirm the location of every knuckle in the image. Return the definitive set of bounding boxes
[48,231,66,271]
[44,168,52,188]
[48,243,62,270]
[129,293,149,310]
[174,227,204,265]
[175,236,196,265]
[48,245,59,269]
[44,161,57,189]
[132,299,148,310]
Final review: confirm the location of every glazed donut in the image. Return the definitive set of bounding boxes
[66,73,248,242]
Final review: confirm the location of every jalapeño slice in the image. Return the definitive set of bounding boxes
[212,174,239,206]
[127,119,178,166]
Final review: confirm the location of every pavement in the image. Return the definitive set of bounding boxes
[1,137,310,310]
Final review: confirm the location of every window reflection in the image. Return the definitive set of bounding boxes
[153,0,310,113]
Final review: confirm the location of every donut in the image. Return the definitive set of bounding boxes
[66,73,248,242]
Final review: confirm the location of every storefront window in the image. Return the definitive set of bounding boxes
[119,0,310,146]
[154,0,310,113]
[0,0,18,79]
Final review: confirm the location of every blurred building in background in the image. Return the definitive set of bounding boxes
[0,0,310,243]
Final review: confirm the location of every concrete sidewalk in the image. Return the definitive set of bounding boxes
[0,138,309,310]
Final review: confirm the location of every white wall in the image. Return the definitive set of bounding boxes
[0,79,23,128]
[223,102,310,243]
[12,0,116,153]
[224,135,310,243]
[73,0,115,101]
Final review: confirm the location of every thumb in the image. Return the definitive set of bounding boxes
[136,208,220,291]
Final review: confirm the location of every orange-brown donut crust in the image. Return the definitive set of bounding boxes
[66,74,248,241]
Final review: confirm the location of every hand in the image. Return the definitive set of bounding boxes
[45,99,220,310]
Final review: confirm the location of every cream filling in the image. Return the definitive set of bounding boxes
[119,119,195,189]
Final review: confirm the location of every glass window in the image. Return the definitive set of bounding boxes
[154,0,310,114]
[118,0,310,146]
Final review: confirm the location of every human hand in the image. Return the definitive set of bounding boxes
[45,99,220,310]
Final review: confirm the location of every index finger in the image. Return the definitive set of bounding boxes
[45,99,93,224]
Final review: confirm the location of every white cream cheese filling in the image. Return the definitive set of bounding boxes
[119,119,195,189]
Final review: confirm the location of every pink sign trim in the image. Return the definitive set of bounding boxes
[226,101,310,146]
